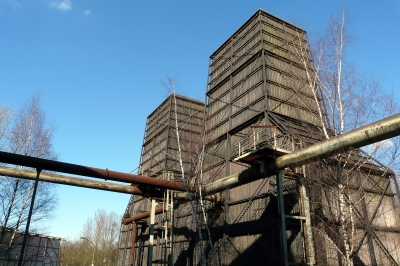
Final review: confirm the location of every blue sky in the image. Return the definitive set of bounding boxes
[1,1,399,240]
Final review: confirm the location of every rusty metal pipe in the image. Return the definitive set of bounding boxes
[203,164,264,195]
[0,151,188,191]
[203,113,400,195]
[123,206,164,224]
[273,113,400,171]
[174,192,224,202]
[0,165,163,196]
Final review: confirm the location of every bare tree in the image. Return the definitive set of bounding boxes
[0,93,58,261]
[288,9,400,266]
[160,76,217,266]
[59,240,87,266]
[61,209,120,266]
[0,105,10,151]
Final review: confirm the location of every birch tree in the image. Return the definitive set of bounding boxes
[0,94,58,260]
[161,76,217,266]
[289,9,400,266]
[0,105,10,151]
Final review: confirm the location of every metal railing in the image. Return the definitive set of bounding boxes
[232,126,293,159]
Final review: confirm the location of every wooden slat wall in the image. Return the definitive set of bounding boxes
[139,94,205,176]
[117,9,400,266]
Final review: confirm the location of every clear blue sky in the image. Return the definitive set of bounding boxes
[1,1,399,240]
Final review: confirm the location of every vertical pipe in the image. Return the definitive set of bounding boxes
[18,168,41,266]
[164,174,170,264]
[300,166,315,265]
[253,128,256,150]
[165,190,169,242]
[148,198,156,266]
[169,192,174,266]
[277,171,289,266]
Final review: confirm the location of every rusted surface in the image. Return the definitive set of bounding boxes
[1,112,399,199]
[123,206,164,224]
[0,151,188,191]
[274,113,400,171]
[130,222,136,264]
[175,192,224,202]
[202,113,400,195]
[0,165,164,198]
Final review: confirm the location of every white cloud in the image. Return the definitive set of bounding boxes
[7,0,21,8]
[50,0,72,11]
[84,9,91,16]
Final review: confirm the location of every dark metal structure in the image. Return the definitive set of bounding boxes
[117,9,400,266]
[117,94,206,266]
[138,94,206,178]
[192,9,322,265]
[0,228,63,266]
[199,9,400,266]
[0,9,398,264]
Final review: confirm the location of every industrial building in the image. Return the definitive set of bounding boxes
[116,9,400,266]
[0,7,396,266]
[117,94,206,265]
[0,228,63,266]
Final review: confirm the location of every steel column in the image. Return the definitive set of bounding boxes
[277,171,289,266]
[169,192,174,266]
[18,168,41,266]
[300,167,315,266]
[148,199,156,266]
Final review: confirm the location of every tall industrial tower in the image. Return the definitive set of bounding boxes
[117,9,400,266]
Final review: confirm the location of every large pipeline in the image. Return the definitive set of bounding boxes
[0,151,188,191]
[203,113,400,195]
[0,166,165,198]
[0,113,399,198]
[123,206,165,224]
[273,113,400,171]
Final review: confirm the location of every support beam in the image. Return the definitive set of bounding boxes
[18,168,41,266]
[300,167,316,266]
[169,191,175,266]
[148,199,156,266]
[277,171,289,266]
